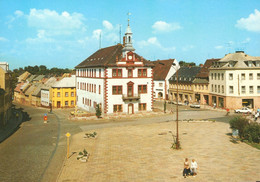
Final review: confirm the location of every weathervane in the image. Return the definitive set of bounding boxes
[127,12,131,26]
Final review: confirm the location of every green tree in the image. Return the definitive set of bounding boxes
[229,116,249,138]
[95,104,102,118]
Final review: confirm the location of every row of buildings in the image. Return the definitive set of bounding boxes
[14,72,76,109]
[0,62,12,127]
[11,21,260,115]
[74,21,260,114]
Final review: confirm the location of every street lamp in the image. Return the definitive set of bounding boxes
[172,62,180,149]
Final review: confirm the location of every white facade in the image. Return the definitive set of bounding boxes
[41,89,50,107]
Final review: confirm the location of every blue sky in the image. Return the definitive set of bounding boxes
[0,0,260,70]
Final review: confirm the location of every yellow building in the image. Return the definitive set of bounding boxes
[0,62,12,127]
[51,76,76,108]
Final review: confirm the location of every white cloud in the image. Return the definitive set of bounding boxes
[152,21,181,33]
[92,29,102,39]
[236,9,260,33]
[182,45,194,51]
[27,9,86,36]
[137,37,176,52]
[242,37,251,43]
[0,37,8,42]
[14,10,24,17]
[103,20,113,30]
[215,45,223,49]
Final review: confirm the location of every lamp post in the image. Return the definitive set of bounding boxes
[172,63,180,149]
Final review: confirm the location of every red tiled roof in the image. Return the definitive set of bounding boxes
[196,58,220,78]
[153,59,175,80]
[14,82,24,93]
[75,44,153,68]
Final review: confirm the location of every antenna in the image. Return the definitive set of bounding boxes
[119,24,121,44]
[127,12,131,26]
[99,32,102,49]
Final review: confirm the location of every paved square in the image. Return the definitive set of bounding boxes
[58,121,260,182]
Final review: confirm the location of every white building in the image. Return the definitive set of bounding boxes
[153,59,179,100]
[75,22,154,114]
[40,77,57,107]
[209,51,260,110]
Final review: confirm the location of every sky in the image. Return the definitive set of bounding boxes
[0,0,260,70]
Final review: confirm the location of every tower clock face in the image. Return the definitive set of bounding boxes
[128,55,133,60]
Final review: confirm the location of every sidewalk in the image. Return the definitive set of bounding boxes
[57,121,260,182]
[0,109,23,143]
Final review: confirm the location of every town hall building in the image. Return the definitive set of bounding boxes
[75,22,154,114]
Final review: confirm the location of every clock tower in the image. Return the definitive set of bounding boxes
[122,17,135,59]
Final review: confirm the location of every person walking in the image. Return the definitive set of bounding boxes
[183,158,190,178]
[190,159,198,176]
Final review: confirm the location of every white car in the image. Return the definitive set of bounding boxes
[234,107,252,114]
[190,103,200,108]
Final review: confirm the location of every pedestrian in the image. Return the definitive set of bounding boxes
[255,112,259,121]
[190,159,198,177]
[213,103,216,109]
[183,158,190,178]
[226,108,230,116]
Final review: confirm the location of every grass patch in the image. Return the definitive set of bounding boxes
[243,141,260,150]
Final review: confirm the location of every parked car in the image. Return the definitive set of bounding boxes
[190,102,200,108]
[234,107,252,114]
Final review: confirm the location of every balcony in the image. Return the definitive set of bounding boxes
[122,94,140,101]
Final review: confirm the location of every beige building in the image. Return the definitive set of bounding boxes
[0,62,12,127]
[209,51,260,110]
[169,67,201,104]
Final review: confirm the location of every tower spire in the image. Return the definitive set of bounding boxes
[127,12,131,26]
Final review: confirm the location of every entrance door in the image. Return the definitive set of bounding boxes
[128,104,133,114]
[57,101,61,108]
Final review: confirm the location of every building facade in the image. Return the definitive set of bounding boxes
[51,76,76,108]
[169,67,201,104]
[153,59,179,100]
[209,51,260,109]
[75,23,154,115]
[0,62,12,127]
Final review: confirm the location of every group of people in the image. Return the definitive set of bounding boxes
[183,158,198,178]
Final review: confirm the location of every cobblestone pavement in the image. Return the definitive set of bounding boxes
[58,121,260,182]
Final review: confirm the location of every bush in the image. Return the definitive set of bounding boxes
[229,116,249,138]
[244,123,260,143]
[95,104,102,118]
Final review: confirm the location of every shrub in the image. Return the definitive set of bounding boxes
[244,123,260,143]
[96,104,102,118]
[229,116,249,138]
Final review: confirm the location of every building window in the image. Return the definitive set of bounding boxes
[218,85,220,93]
[241,86,246,94]
[99,85,101,94]
[211,73,213,80]
[249,73,253,80]
[229,86,233,94]
[214,73,217,80]
[215,85,217,92]
[112,69,122,78]
[229,73,233,80]
[99,69,101,77]
[65,92,68,97]
[53,92,55,97]
[71,92,74,97]
[57,92,60,97]
[94,69,96,77]
[211,85,213,92]
[257,73,260,80]
[128,69,133,77]
[222,85,224,93]
[249,86,253,94]
[221,73,224,80]
[112,86,122,95]
[82,97,84,104]
[258,86,260,94]
[71,101,74,106]
[218,73,220,80]
[113,105,122,112]
[138,69,147,77]
[159,83,163,87]
[94,84,96,93]
[65,101,68,106]
[139,103,147,111]
[241,73,245,80]
[138,85,147,94]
